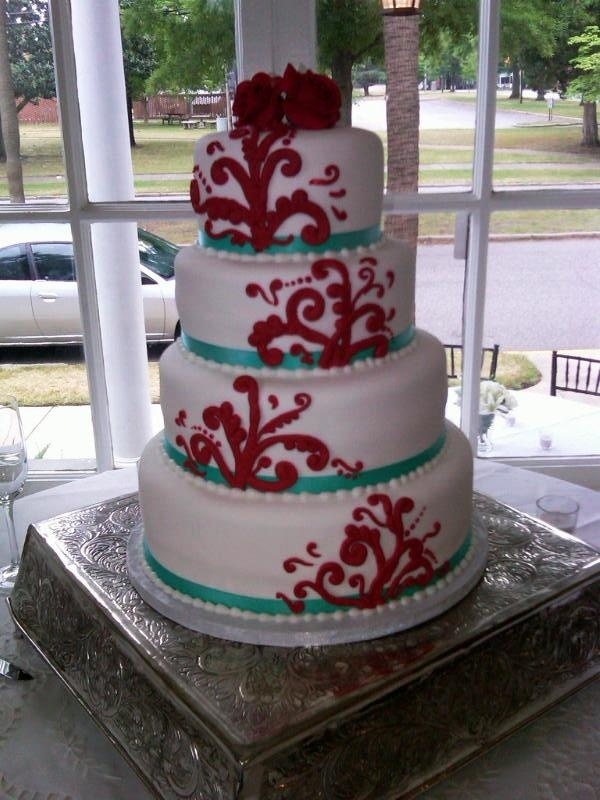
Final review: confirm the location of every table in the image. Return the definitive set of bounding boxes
[160,112,184,124]
[181,119,201,129]
[446,389,600,458]
[1,463,599,799]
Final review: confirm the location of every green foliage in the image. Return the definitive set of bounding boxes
[122,32,157,100]
[352,62,386,94]
[6,0,55,109]
[420,31,477,88]
[419,0,478,54]
[569,25,600,100]
[317,0,383,69]
[317,0,384,124]
[121,0,235,92]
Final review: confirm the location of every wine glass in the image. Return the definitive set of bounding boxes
[0,396,28,593]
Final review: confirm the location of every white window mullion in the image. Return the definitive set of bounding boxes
[460,0,501,451]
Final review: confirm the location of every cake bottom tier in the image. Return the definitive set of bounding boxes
[135,422,482,645]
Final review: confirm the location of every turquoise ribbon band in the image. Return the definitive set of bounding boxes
[181,325,415,369]
[163,428,446,494]
[199,224,382,255]
[144,530,473,615]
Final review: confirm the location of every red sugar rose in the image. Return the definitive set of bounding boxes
[233,72,284,130]
[281,64,341,130]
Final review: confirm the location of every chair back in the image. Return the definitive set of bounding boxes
[550,351,600,397]
[444,343,500,381]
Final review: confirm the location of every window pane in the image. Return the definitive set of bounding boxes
[482,212,600,458]
[138,228,179,279]
[495,1,599,191]
[0,245,29,279]
[120,4,233,201]
[416,212,466,346]
[32,243,75,281]
[1,0,67,204]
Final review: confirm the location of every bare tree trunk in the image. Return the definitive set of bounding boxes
[0,0,24,202]
[331,51,354,128]
[509,65,521,100]
[581,101,599,147]
[383,14,419,248]
[126,90,137,147]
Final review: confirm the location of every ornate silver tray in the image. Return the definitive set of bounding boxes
[9,492,600,800]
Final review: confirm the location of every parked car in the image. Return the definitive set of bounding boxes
[0,223,179,345]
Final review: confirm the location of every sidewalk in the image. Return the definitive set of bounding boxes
[20,404,164,462]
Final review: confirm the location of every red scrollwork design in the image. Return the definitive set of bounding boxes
[246,256,396,367]
[309,165,340,186]
[191,125,344,252]
[277,494,445,613]
[174,375,337,492]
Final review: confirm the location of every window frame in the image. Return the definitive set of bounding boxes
[4,0,599,490]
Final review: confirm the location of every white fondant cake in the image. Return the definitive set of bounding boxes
[175,237,416,367]
[135,65,483,644]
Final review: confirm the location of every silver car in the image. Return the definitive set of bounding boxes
[0,223,179,345]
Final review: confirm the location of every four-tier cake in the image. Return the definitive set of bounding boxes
[133,65,486,645]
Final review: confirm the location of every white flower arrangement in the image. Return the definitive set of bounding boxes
[456,380,518,414]
[480,380,517,414]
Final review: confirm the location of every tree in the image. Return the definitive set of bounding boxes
[0,0,24,200]
[0,0,54,165]
[121,0,235,94]
[121,29,157,146]
[499,0,557,99]
[7,0,54,112]
[317,0,383,126]
[353,61,386,96]
[420,30,477,91]
[569,25,600,146]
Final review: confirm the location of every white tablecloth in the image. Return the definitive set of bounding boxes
[0,463,599,800]
[446,389,600,458]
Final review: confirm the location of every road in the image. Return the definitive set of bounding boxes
[416,237,600,349]
[2,239,595,368]
[351,90,577,131]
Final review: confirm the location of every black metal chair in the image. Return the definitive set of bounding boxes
[550,351,600,397]
[444,343,500,381]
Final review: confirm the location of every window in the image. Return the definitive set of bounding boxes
[32,243,75,281]
[2,0,598,489]
[138,230,178,280]
[0,246,29,280]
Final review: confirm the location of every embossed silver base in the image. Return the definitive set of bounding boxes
[127,517,489,646]
[9,493,600,800]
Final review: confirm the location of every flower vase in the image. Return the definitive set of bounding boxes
[478,411,495,454]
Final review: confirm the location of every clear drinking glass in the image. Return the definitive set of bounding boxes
[0,396,28,593]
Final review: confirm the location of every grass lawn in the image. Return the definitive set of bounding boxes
[1,350,539,406]
[4,113,599,241]
[0,360,160,406]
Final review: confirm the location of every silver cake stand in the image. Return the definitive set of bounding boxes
[127,516,489,647]
[10,492,600,800]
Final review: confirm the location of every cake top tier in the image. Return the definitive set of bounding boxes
[190,65,384,255]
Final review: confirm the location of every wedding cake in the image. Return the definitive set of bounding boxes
[133,65,486,645]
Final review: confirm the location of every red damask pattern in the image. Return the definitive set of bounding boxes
[174,375,362,492]
[246,257,396,367]
[190,126,347,253]
[277,494,446,612]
